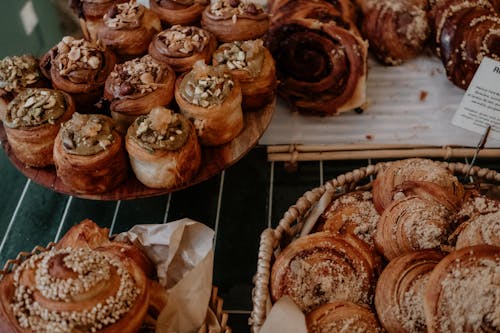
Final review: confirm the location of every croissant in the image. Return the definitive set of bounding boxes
[355,0,430,65]
[104,55,175,133]
[3,88,75,167]
[270,232,381,313]
[375,250,444,333]
[371,158,465,214]
[430,0,500,89]
[306,301,384,333]
[39,36,116,112]
[174,60,243,146]
[317,190,380,247]
[201,0,269,42]
[97,0,162,61]
[125,106,201,189]
[212,39,277,109]
[266,0,368,115]
[149,25,217,73]
[150,0,209,26]
[53,113,128,194]
[423,244,500,333]
[374,195,453,260]
[0,55,48,121]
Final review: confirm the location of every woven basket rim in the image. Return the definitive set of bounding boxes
[249,159,500,333]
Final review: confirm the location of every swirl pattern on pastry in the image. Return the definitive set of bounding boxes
[454,210,500,249]
[150,0,209,26]
[270,232,381,313]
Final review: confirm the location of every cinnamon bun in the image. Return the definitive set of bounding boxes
[454,210,500,249]
[174,61,243,146]
[150,0,209,26]
[3,88,75,167]
[53,113,128,194]
[125,106,201,189]
[212,39,277,109]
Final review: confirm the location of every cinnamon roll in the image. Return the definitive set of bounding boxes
[3,88,75,167]
[452,190,500,225]
[212,39,277,109]
[150,0,209,26]
[453,210,500,249]
[375,250,445,333]
[40,36,116,113]
[97,0,162,61]
[53,113,128,194]
[125,106,201,189]
[355,0,430,65]
[201,0,269,42]
[0,55,48,121]
[270,232,381,313]
[148,25,217,73]
[306,301,384,333]
[174,61,243,146]
[266,0,368,115]
[374,195,453,260]
[423,245,500,333]
[317,191,380,247]
[104,55,175,133]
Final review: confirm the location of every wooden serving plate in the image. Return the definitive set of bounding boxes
[0,101,275,200]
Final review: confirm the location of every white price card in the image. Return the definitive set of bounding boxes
[452,57,500,140]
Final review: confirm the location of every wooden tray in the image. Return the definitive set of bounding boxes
[0,100,275,201]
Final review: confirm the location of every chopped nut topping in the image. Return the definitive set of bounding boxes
[0,55,41,93]
[209,0,264,18]
[10,247,139,333]
[103,0,145,29]
[132,106,190,152]
[181,61,234,107]
[157,25,211,56]
[213,39,265,77]
[60,113,116,156]
[4,89,67,128]
[109,55,165,97]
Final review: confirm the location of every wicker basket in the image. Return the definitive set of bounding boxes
[249,160,500,333]
[0,243,231,333]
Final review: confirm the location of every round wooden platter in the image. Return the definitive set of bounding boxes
[0,100,275,200]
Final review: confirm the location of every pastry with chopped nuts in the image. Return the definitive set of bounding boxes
[53,113,127,194]
[126,106,201,189]
[0,55,48,121]
[3,88,75,167]
[39,36,116,112]
[98,0,162,61]
[150,0,209,26]
[104,55,176,133]
[149,25,217,73]
[212,39,277,109]
[201,0,269,42]
[175,60,243,146]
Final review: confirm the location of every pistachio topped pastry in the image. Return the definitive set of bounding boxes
[0,55,41,93]
[103,0,145,29]
[213,39,265,77]
[4,89,66,128]
[60,113,116,156]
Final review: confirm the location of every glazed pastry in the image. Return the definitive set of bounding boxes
[269,0,358,25]
[374,195,453,260]
[430,0,500,89]
[39,36,116,112]
[0,55,48,121]
[355,0,430,65]
[53,113,128,194]
[97,0,162,61]
[306,301,384,333]
[174,61,243,146]
[371,158,465,214]
[201,0,269,42]
[212,39,277,109]
[148,25,217,73]
[104,55,175,133]
[150,0,209,26]
[125,106,201,189]
[375,250,444,333]
[266,0,368,115]
[3,88,75,167]
[452,210,500,249]
[270,232,381,313]
[0,244,149,332]
[423,245,500,333]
